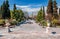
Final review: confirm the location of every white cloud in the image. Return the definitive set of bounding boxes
[16,5,30,8]
[16,4,60,16]
[16,5,41,16]
[16,5,52,16]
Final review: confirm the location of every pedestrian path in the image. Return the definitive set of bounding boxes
[0,20,60,39]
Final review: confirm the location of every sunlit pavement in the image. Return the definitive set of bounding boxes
[0,20,60,39]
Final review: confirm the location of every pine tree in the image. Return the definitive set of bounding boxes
[0,6,2,18]
[53,0,58,19]
[5,0,10,19]
[13,4,24,21]
[47,0,53,20]
[2,0,10,19]
[2,1,6,19]
[36,7,43,22]
[19,9,24,21]
[13,4,16,13]
[13,4,17,19]
[43,6,45,19]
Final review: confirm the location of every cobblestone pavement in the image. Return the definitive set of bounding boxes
[0,20,60,39]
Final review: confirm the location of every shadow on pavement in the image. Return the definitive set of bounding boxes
[16,20,26,26]
[0,35,4,37]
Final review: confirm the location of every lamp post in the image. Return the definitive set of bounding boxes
[46,20,50,33]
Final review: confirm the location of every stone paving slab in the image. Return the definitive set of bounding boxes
[0,20,60,39]
[0,31,60,39]
[0,34,60,39]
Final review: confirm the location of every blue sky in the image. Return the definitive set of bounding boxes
[0,0,60,8]
[0,0,60,16]
[0,0,48,9]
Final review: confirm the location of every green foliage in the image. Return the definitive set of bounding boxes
[0,19,5,24]
[13,4,24,22]
[51,19,58,27]
[13,10,24,22]
[13,4,16,19]
[10,21,17,25]
[13,10,19,20]
[10,19,17,25]
[19,10,24,20]
[13,4,16,13]
[0,7,2,19]
[41,20,47,26]
[2,0,10,19]
[36,8,43,22]
[43,6,45,19]
[10,10,13,19]
[52,19,58,25]
[36,7,47,27]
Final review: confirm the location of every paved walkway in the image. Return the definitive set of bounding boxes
[0,20,60,39]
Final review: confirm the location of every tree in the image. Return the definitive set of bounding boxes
[0,6,2,19]
[2,1,6,19]
[19,10,24,21]
[5,0,11,19]
[14,10,20,21]
[10,10,13,19]
[13,4,16,13]
[2,0,11,19]
[47,0,53,21]
[13,4,24,22]
[43,6,45,19]
[53,0,58,19]
[14,10,24,22]
[13,4,17,19]
[36,7,43,22]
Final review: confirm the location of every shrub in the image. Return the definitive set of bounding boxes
[51,19,58,27]
[41,20,47,26]
[0,19,5,25]
[10,19,17,25]
[10,21,17,25]
[52,19,58,25]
